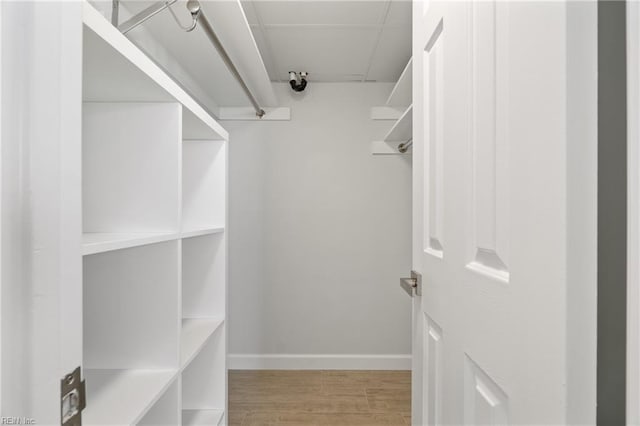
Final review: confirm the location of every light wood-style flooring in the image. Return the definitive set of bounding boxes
[228,370,411,426]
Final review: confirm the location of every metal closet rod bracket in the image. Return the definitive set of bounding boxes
[112,0,267,119]
[398,138,412,153]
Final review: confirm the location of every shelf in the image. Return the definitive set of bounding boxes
[124,0,278,109]
[82,232,179,256]
[384,105,413,142]
[181,318,225,369]
[386,58,412,107]
[82,1,227,141]
[371,141,407,155]
[182,409,225,426]
[182,227,225,240]
[83,369,177,426]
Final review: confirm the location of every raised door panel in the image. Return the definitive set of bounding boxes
[464,356,508,425]
[423,315,443,425]
[467,1,510,283]
[423,19,445,258]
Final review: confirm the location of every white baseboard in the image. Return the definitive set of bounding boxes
[228,354,411,370]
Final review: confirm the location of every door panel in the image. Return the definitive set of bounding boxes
[424,18,445,257]
[468,1,509,281]
[464,355,508,425]
[423,314,443,425]
[412,1,597,424]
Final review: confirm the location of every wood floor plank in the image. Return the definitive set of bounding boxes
[229,370,411,425]
[365,388,411,416]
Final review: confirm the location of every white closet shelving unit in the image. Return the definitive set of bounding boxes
[81,2,228,425]
[371,58,413,154]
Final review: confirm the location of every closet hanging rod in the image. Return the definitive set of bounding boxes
[118,0,178,34]
[398,138,413,153]
[188,1,266,118]
[114,0,266,118]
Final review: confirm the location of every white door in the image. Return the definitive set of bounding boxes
[411,1,598,424]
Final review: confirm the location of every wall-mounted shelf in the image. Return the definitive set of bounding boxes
[371,58,412,154]
[371,141,406,156]
[117,0,278,112]
[386,58,413,107]
[384,105,413,142]
[82,1,227,141]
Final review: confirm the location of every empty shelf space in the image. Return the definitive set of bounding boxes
[182,140,226,233]
[83,369,177,426]
[386,58,413,107]
[181,318,225,369]
[384,105,413,143]
[82,232,179,255]
[182,227,225,240]
[182,409,225,426]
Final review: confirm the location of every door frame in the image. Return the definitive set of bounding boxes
[629,1,639,422]
[0,2,83,422]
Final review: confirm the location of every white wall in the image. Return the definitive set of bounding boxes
[224,83,412,370]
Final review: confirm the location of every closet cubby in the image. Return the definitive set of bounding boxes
[182,233,226,319]
[83,242,180,369]
[82,102,181,255]
[138,379,181,426]
[182,328,227,416]
[182,140,227,236]
[180,219,227,426]
[83,369,177,425]
[81,3,228,424]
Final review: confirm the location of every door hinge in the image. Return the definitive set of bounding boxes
[61,367,86,426]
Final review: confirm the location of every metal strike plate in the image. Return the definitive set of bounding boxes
[399,270,422,297]
[61,367,86,426]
